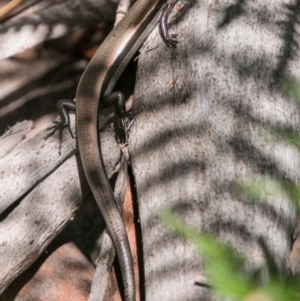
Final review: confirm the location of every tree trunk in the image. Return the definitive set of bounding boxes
[130,0,299,300]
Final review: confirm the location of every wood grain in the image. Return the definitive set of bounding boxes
[130,0,299,300]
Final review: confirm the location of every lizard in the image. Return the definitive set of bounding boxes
[46,0,178,300]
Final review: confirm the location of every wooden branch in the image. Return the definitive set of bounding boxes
[0,110,122,292]
[89,233,115,301]
[0,0,119,59]
[0,120,33,158]
[0,36,131,296]
[0,53,86,137]
[0,241,95,300]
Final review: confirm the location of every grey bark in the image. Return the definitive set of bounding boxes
[130,0,299,300]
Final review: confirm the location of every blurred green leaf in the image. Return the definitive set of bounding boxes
[160,210,300,301]
[239,178,282,202]
[283,77,300,103]
[158,77,300,301]
[239,177,300,213]
[279,129,300,151]
[160,210,252,299]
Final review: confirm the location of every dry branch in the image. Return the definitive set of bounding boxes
[0,0,119,59]
[0,112,122,292]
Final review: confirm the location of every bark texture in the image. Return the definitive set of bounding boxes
[1,0,300,300]
[0,0,119,59]
[0,113,121,293]
[130,0,300,300]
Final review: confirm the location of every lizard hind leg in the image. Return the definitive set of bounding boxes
[102,92,133,144]
[102,92,127,119]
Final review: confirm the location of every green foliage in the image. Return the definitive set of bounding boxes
[239,177,300,213]
[160,210,251,300]
[237,78,300,214]
[159,78,300,300]
[283,77,300,104]
[277,128,300,151]
[160,210,300,301]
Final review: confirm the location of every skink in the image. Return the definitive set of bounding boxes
[47,0,177,300]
